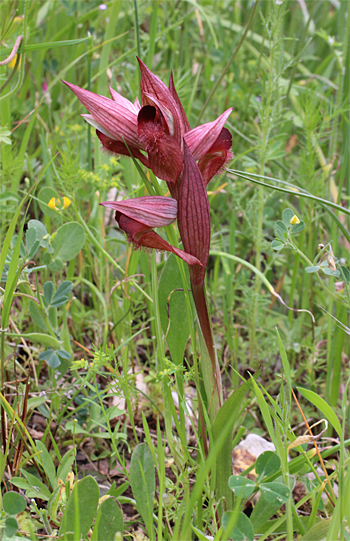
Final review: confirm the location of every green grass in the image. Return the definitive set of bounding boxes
[1,0,350,540]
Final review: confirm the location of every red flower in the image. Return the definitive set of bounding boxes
[63,59,232,191]
[100,196,202,267]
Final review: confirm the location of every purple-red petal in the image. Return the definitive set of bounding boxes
[137,58,185,146]
[100,196,177,228]
[197,127,233,184]
[169,72,191,133]
[97,131,149,168]
[116,214,202,266]
[63,80,140,147]
[178,141,211,285]
[184,108,233,160]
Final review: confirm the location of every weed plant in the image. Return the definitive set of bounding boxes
[0,1,350,540]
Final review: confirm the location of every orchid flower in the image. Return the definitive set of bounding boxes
[99,196,202,267]
[63,58,232,196]
[64,59,232,417]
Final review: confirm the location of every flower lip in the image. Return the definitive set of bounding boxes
[100,196,178,228]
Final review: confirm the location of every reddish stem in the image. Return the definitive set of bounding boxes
[191,283,222,409]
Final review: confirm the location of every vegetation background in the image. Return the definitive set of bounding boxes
[0,0,349,539]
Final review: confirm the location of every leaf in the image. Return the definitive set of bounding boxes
[250,482,290,533]
[29,301,48,332]
[0,126,12,145]
[36,441,56,490]
[271,239,285,251]
[259,482,290,504]
[49,258,64,272]
[256,452,281,482]
[322,267,340,277]
[9,332,61,349]
[26,227,39,258]
[298,519,331,541]
[3,491,26,515]
[276,327,291,389]
[305,266,320,273]
[282,208,294,227]
[50,281,73,308]
[129,443,155,535]
[297,387,342,439]
[340,265,350,283]
[52,222,85,261]
[38,349,61,369]
[290,221,305,234]
[91,497,123,541]
[276,220,288,233]
[59,475,100,541]
[44,282,54,306]
[57,349,71,360]
[57,449,75,483]
[158,253,191,365]
[222,511,254,541]
[228,476,256,499]
[212,382,250,511]
[5,517,18,538]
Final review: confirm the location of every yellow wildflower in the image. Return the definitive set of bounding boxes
[290,214,300,225]
[48,196,71,211]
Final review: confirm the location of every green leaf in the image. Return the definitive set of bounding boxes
[26,227,40,258]
[57,349,71,360]
[49,258,64,272]
[222,511,254,541]
[129,443,155,535]
[3,491,26,515]
[6,332,60,349]
[59,475,99,541]
[29,301,48,332]
[0,126,12,145]
[56,449,75,484]
[282,208,294,227]
[228,476,256,499]
[250,482,290,533]
[212,382,250,511]
[298,519,331,541]
[256,452,281,482]
[322,267,340,277]
[36,441,56,490]
[305,266,320,273]
[290,221,305,234]
[53,222,85,261]
[11,472,51,501]
[297,387,342,439]
[259,482,290,504]
[5,516,18,538]
[276,327,291,389]
[271,239,285,251]
[38,349,61,369]
[91,497,123,541]
[340,266,350,283]
[44,282,54,306]
[158,253,191,365]
[276,220,288,233]
[51,281,73,308]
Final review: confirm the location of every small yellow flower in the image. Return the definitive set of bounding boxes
[9,54,20,70]
[290,214,300,225]
[48,196,71,211]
